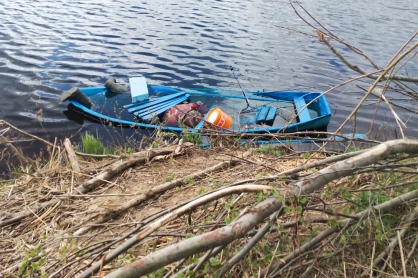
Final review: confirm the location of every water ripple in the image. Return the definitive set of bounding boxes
[0,0,417,142]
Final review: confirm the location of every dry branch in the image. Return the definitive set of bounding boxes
[291,1,418,83]
[214,210,281,277]
[320,33,418,83]
[230,148,367,187]
[102,197,282,278]
[263,187,418,277]
[360,202,418,276]
[75,146,177,194]
[64,138,80,173]
[75,151,120,159]
[73,160,237,236]
[78,184,273,278]
[0,198,60,228]
[0,134,33,167]
[0,120,55,147]
[0,145,188,228]
[294,139,418,195]
[335,42,418,137]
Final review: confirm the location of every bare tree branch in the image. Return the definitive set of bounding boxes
[320,34,418,83]
[78,184,274,278]
[294,139,418,195]
[214,210,281,277]
[102,197,282,278]
[262,187,418,277]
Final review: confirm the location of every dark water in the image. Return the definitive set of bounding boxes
[0,0,417,152]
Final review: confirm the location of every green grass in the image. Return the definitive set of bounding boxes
[253,145,283,156]
[163,173,176,183]
[178,123,201,145]
[79,131,113,155]
[182,131,200,145]
[183,177,195,184]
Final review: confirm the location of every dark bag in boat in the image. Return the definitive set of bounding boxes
[162,102,209,128]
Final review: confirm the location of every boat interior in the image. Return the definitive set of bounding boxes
[121,77,318,130]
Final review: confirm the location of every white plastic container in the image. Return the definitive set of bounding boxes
[129,76,149,103]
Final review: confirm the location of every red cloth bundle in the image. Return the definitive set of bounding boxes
[162,101,209,128]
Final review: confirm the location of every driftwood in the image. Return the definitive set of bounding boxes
[64,138,80,174]
[102,197,282,278]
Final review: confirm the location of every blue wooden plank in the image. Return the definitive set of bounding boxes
[126,91,185,108]
[134,97,186,119]
[135,96,189,120]
[123,98,150,109]
[293,97,311,123]
[265,106,277,125]
[256,105,270,124]
[140,101,186,120]
[127,92,186,112]
[133,97,186,117]
[125,92,185,111]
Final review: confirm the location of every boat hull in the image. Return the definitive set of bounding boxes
[63,85,331,134]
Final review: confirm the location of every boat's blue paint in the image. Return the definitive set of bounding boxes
[294,96,311,122]
[256,105,270,124]
[135,95,189,120]
[65,83,332,134]
[265,106,277,125]
[125,92,186,112]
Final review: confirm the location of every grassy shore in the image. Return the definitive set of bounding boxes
[0,131,417,278]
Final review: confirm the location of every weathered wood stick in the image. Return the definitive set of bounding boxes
[64,138,80,174]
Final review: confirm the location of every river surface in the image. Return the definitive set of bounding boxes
[0,0,417,156]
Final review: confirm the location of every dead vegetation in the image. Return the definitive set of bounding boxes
[0,128,418,278]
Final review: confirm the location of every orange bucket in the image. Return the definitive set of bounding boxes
[205,107,232,129]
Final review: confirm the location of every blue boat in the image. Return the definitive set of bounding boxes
[61,77,331,135]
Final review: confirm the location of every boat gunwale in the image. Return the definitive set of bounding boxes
[66,85,331,134]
